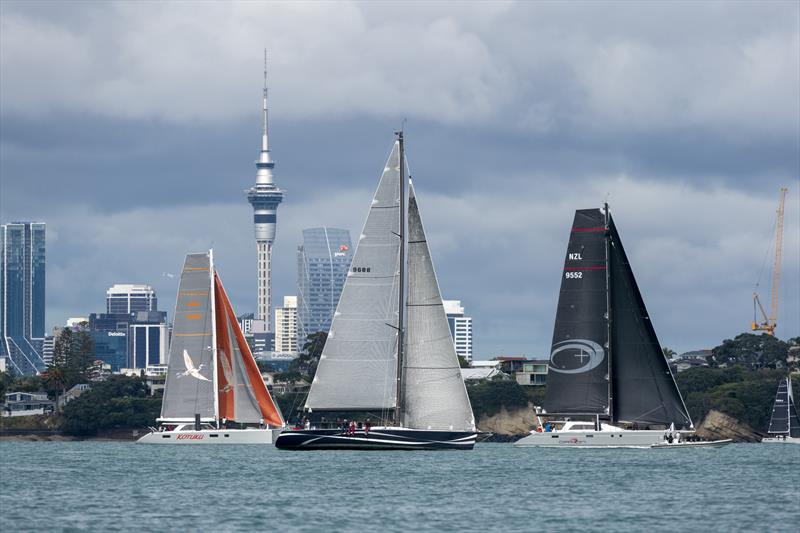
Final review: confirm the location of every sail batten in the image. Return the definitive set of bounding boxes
[304,142,402,411]
[401,182,475,432]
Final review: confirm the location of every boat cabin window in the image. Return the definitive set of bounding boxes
[571,424,594,430]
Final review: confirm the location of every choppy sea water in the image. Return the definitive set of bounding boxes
[1,441,798,532]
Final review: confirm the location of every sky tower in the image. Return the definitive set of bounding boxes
[247,51,284,331]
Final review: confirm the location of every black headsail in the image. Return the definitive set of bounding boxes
[544,209,610,416]
[607,215,692,428]
[543,207,692,429]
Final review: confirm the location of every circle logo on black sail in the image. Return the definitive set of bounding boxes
[549,339,605,374]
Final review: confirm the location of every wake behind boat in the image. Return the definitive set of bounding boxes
[761,376,800,444]
[516,206,698,448]
[137,250,284,444]
[275,132,476,451]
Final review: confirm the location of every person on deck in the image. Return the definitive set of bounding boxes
[364,419,371,437]
[348,420,356,436]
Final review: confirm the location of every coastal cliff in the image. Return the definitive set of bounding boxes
[476,403,538,437]
[695,409,762,442]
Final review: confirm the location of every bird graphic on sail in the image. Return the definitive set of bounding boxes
[178,350,211,381]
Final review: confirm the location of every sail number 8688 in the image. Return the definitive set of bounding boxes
[565,271,583,279]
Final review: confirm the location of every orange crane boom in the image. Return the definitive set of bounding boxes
[752,187,788,336]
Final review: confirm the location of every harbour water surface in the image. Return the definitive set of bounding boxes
[1,442,798,532]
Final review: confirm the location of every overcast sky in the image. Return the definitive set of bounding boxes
[1,0,798,357]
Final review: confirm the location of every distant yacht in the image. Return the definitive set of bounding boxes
[275,132,476,450]
[517,206,704,448]
[137,250,284,445]
[762,377,800,444]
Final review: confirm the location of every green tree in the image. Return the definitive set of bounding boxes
[0,371,13,398]
[711,333,789,369]
[458,356,470,369]
[278,331,328,382]
[662,347,677,360]
[62,375,160,436]
[67,323,95,384]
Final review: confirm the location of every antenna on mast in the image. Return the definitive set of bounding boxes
[262,48,269,152]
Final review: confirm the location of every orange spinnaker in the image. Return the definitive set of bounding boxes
[215,273,284,427]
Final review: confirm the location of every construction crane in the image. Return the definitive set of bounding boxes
[752,187,788,336]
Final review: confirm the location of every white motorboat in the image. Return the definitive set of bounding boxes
[137,250,284,445]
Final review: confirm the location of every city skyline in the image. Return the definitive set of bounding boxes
[1,1,798,357]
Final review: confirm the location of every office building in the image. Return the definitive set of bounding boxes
[0,222,47,375]
[275,296,298,353]
[106,284,157,314]
[296,227,353,349]
[88,310,168,372]
[246,52,284,330]
[443,300,473,363]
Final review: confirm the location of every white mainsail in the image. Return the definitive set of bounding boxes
[304,142,402,411]
[402,182,475,431]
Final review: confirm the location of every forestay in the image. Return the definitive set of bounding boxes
[305,142,402,411]
[161,253,216,421]
[402,182,475,432]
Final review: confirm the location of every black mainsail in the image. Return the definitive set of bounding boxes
[767,377,800,437]
[544,209,610,416]
[543,206,692,428]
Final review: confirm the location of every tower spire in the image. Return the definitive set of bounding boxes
[268,48,269,152]
[247,50,284,331]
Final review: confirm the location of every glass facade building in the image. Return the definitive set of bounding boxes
[443,300,474,363]
[88,310,168,371]
[90,331,129,372]
[296,228,353,350]
[106,284,157,314]
[0,222,47,375]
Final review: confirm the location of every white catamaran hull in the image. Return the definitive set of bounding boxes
[137,427,282,445]
[650,439,732,448]
[761,436,800,444]
[515,429,669,448]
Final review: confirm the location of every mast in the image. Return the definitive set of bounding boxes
[604,203,614,423]
[786,377,792,436]
[209,248,219,428]
[395,130,406,426]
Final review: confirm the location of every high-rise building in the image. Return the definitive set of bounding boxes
[275,296,298,353]
[246,51,284,331]
[0,222,47,375]
[297,227,353,349]
[106,284,157,314]
[443,300,473,363]
[88,310,168,372]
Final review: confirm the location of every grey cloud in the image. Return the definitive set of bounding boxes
[1,1,797,138]
[26,175,800,358]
